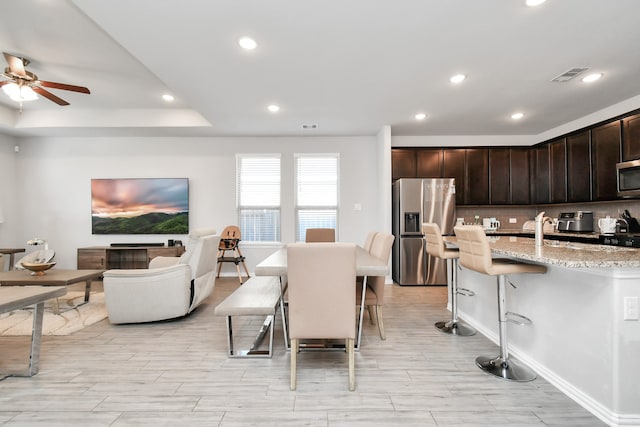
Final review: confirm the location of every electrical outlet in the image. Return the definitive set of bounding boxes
[509,218,517,224]
[624,296,639,320]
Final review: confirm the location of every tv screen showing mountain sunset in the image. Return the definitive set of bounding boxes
[91,178,189,235]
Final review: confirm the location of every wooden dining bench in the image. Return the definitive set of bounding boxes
[214,276,282,358]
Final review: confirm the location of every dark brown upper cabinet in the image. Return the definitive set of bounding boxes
[465,148,489,205]
[592,121,621,200]
[549,139,567,203]
[566,131,591,202]
[622,113,640,161]
[532,144,550,204]
[510,148,531,204]
[489,148,510,204]
[443,149,466,205]
[416,149,443,177]
[391,149,416,180]
[391,110,638,205]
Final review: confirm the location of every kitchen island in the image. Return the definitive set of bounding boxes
[450,235,639,426]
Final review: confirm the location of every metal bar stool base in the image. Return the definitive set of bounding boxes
[434,320,476,336]
[475,355,536,382]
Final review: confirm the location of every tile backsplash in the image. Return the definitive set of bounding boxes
[457,200,640,232]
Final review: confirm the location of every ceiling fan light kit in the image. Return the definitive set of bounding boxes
[2,82,38,101]
[1,52,90,107]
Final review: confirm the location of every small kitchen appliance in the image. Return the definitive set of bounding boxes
[556,211,594,233]
[482,217,501,231]
[598,217,618,234]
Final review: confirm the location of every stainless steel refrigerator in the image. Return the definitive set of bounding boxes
[392,178,456,285]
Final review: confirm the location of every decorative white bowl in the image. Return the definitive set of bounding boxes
[21,261,56,276]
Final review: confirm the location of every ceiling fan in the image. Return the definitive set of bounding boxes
[0,52,90,106]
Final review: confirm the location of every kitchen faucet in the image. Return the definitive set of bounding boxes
[535,211,552,247]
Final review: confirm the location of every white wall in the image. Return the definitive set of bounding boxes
[392,94,640,148]
[0,134,19,270]
[12,135,382,272]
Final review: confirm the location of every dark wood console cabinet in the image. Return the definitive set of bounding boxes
[77,246,186,270]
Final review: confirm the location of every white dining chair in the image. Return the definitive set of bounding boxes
[287,242,357,391]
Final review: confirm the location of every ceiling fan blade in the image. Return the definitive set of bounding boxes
[32,86,70,106]
[0,80,13,87]
[39,80,90,94]
[3,52,27,77]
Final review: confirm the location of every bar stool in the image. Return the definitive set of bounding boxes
[454,225,546,382]
[422,223,476,336]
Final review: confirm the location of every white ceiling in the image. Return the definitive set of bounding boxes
[2,0,640,138]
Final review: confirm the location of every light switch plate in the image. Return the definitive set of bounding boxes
[624,296,639,320]
[509,218,517,224]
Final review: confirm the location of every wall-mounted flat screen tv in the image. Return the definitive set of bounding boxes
[91,178,189,235]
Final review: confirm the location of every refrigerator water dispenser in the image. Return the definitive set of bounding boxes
[404,212,421,234]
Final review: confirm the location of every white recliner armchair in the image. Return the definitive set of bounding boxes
[103,228,220,324]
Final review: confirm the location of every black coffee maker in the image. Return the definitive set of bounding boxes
[619,210,640,233]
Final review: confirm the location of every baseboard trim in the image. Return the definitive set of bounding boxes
[458,311,639,427]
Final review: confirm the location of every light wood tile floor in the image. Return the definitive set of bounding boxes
[0,278,605,426]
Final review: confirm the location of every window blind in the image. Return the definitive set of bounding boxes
[236,155,281,242]
[295,155,339,241]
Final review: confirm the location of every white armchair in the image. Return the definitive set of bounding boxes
[103,228,220,324]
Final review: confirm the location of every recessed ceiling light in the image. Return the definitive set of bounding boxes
[450,74,466,84]
[526,0,546,6]
[415,113,427,120]
[267,104,280,113]
[238,37,257,50]
[162,94,174,102]
[582,73,603,83]
[511,112,525,120]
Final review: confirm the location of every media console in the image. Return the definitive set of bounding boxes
[77,245,186,270]
[110,242,165,247]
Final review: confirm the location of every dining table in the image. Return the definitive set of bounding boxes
[255,245,389,350]
[0,285,67,379]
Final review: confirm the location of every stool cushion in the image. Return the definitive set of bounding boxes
[423,223,460,260]
[487,258,546,276]
[454,225,546,276]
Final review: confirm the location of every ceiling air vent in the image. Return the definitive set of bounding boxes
[301,123,318,129]
[551,68,589,82]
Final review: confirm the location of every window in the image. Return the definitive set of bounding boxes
[295,154,339,241]
[236,155,281,242]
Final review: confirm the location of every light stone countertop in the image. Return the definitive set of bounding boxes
[490,236,639,268]
[446,235,640,268]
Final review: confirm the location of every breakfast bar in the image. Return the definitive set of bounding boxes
[451,235,640,426]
